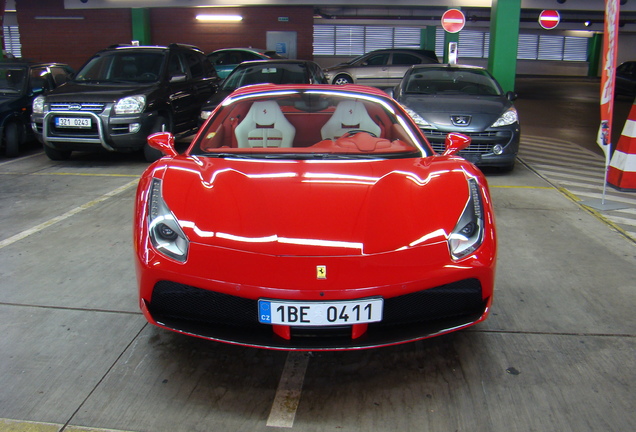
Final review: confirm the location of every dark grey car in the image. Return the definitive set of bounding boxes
[323,48,438,88]
[391,64,519,171]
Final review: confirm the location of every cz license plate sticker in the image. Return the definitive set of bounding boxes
[258,298,383,326]
[55,117,91,128]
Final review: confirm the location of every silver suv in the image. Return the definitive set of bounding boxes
[323,48,438,88]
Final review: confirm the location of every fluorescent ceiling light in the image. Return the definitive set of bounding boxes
[196,14,242,22]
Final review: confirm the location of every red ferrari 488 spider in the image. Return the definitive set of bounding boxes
[134,84,496,350]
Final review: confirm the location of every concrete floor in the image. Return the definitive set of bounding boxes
[0,78,634,432]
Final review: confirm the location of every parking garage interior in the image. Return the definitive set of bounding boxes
[0,1,635,432]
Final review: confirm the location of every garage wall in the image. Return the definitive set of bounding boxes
[15,0,315,71]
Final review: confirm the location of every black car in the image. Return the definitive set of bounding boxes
[31,44,220,161]
[391,64,520,171]
[616,61,636,97]
[200,59,327,123]
[0,59,73,157]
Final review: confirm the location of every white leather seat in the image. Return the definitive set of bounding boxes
[234,101,295,148]
[320,100,381,140]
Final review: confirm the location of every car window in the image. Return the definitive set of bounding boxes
[76,51,165,83]
[168,52,187,77]
[391,53,422,66]
[183,50,204,79]
[0,66,27,93]
[50,66,71,86]
[241,52,262,62]
[193,90,424,158]
[29,67,50,93]
[363,54,389,66]
[404,68,502,96]
[222,63,309,90]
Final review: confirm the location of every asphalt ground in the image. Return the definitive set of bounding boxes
[0,77,634,432]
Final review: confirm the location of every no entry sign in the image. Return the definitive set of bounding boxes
[539,10,560,30]
[441,9,466,33]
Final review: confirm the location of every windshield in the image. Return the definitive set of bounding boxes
[221,63,310,91]
[404,68,502,96]
[192,88,426,159]
[0,66,27,94]
[74,51,165,83]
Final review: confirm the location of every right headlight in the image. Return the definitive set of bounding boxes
[403,105,433,128]
[147,178,189,262]
[33,95,46,114]
[491,107,518,127]
[448,177,484,260]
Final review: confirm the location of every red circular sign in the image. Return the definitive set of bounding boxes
[441,9,466,33]
[539,10,560,30]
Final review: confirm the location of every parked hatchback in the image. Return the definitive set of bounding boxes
[323,48,438,88]
[391,64,519,171]
[0,59,73,157]
[31,44,220,161]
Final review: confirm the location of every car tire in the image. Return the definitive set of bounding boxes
[4,121,21,158]
[333,75,353,85]
[43,144,71,161]
[144,115,169,162]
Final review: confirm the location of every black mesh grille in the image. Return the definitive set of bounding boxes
[146,278,486,349]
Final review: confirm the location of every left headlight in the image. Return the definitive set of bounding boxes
[491,107,518,127]
[147,178,189,262]
[33,95,46,114]
[114,95,146,115]
[448,178,484,260]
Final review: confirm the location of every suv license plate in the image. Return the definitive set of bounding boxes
[258,298,383,326]
[56,117,91,128]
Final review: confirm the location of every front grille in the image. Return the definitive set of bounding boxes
[424,129,512,155]
[50,102,106,113]
[147,279,486,348]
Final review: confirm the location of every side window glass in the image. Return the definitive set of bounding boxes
[29,67,49,93]
[365,54,389,66]
[184,51,204,79]
[392,54,421,66]
[168,53,186,77]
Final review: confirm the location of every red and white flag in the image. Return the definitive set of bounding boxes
[597,0,620,162]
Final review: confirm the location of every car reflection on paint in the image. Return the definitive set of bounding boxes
[134,83,496,351]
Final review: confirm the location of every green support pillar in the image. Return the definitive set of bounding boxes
[131,8,151,46]
[587,33,602,77]
[420,26,436,51]
[488,0,521,93]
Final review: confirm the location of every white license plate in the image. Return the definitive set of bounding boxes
[258,298,383,326]
[55,117,91,128]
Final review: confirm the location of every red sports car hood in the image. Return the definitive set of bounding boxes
[158,156,472,256]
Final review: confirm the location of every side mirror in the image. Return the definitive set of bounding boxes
[384,87,394,98]
[170,73,187,83]
[147,132,178,157]
[442,132,471,156]
[506,91,518,101]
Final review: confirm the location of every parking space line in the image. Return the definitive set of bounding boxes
[266,352,310,428]
[0,172,139,178]
[0,179,138,250]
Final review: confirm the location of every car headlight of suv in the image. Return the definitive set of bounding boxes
[491,107,518,127]
[114,95,146,115]
[147,178,189,262]
[448,178,484,260]
[33,95,46,114]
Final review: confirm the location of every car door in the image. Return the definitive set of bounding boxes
[386,53,424,87]
[166,50,197,131]
[352,52,390,87]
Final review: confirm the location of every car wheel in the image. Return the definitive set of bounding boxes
[43,144,71,161]
[4,121,22,158]
[333,75,353,85]
[144,115,169,162]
